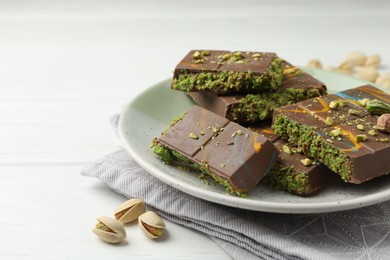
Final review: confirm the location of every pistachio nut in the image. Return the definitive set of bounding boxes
[114,198,146,224]
[138,211,165,239]
[345,51,367,66]
[92,216,127,243]
[376,114,390,133]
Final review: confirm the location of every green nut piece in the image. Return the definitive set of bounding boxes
[329,100,339,110]
[189,132,198,139]
[282,144,292,155]
[300,158,313,166]
[348,109,361,116]
[357,124,365,130]
[368,129,377,136]
[358,98,370,107]
[380,138,389,143]
[356,134,368,142]
[329,128,342,137]
[222,53,231,61]
[201,50,210,56]
[192,51,201,59]
[325,116,334,126]
[366,99,390,115]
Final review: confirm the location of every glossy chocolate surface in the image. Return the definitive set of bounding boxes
[158,106,279,193]
[273,85,390,184]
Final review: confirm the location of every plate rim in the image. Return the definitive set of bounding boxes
[118,68,390,214]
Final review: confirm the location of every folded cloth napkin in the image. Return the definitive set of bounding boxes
[82,116,390,260]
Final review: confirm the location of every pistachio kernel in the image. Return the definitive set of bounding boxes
[201,50,210,56]
[222,53,231,61]
[329,101,339,110]
[348,109,361,116]
[300,158,313,166]
[189,132,198,139]
[282,144,292,155]
[325,116,334,126]
[192,51,201,59]
[358,98,370,107]
[194,59,204,64]
[252,53,261,58]
[368,129,377,136]
[356,124,365,130]
[356,134,368,142]
[329,129,342,137]
[380,138,389,143]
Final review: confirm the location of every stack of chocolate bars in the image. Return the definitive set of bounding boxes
[152,50,390,197]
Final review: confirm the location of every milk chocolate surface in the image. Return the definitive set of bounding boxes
[250,125,334,195]
[272,85,390,184]
[172,50,283,95]
[156,106,279,194]
[187,60,327,124]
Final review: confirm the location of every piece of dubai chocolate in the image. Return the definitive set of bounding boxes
[250,125,334,196]
[151,106,279,196]
[272,85,390,184]
[187,60,327,124]
[172,50,283,95]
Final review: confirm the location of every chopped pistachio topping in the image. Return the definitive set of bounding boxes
[226,141,234,145]
[300,158,313,166]
[222,53,231,61]
[348,109,361,116]
[329,129,342,137]
[329,101,339,110]
[380,138,389,143]
[358,98,370,107]
[282,144,292,155]
[366,99,390,115]
[356,134,368,142]
[201,50,210,56]
[325,116,334,126]
[236,130,243,136]
[357,124,365,130]
[194,59,204,64]
[189,132,199,139]
[219,163,225,168]
[192,51,201,59]
[199,130,205,135]
[252,53,261,58]
[368,129,377,136]
[326,138,334,144]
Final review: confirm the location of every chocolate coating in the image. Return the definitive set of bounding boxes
[250,125,334,195]
[157,106,279,193]
[187,60,326,124]
[174,50,276,78]
[273,85,390,184]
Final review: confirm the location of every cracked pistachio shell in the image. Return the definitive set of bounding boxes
[138,211,165,239]
[114,198,145,224]
[92,216,127,243]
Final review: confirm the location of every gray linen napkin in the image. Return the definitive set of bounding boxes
[82,116,390,260]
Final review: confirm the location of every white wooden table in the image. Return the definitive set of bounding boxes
[1,1,389,259]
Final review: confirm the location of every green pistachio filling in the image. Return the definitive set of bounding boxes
[172,58,283,94]
[272,115,352,181]
[264,164,311,195]
[227,88,323,124]
[151,139,245,197]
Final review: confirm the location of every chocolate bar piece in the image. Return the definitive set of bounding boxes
[172,50,283,95]
[187,61,327,124]
[151,106,279,196]
[251,125,334,196]
[272,85,390,184]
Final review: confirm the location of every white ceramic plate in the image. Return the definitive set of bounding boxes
[118,68,390,213]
